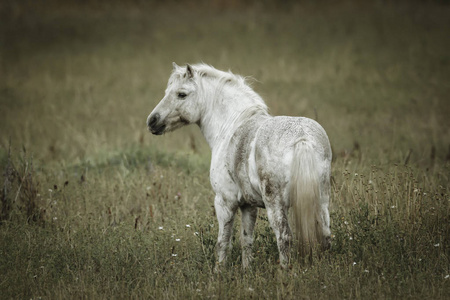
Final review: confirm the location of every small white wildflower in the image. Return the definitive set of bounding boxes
[53,217,57,221]
[434,243,440,247]
[48,189,53,193]
[349,237,353,240]
[423,192,427,196]
[194,232,199,236]
[186,224,191,228]
[248,287,254,292]
[368,180,373,184]
[391,205,396,209]
[175,238,181,242]
[172,253,177,257]
[364,269,369,273]
[444,275,449,279]
[414,188,419,193]
[355,173,358,176]
[353,262,357,266]
[158,226,163,230]
[344,221,349,225]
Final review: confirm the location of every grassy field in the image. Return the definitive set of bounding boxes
[1,1,449,299]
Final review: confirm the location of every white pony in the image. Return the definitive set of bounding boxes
[147,63,332,268]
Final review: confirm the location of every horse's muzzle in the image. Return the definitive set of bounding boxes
[147,113,166,135]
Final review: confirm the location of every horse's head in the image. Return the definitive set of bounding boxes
[147,63,201,135]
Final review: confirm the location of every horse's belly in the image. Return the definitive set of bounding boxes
[238,182,265,208]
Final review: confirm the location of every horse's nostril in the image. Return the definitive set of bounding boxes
[148,113,160,127]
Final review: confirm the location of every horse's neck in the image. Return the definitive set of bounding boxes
[199,87,267,151]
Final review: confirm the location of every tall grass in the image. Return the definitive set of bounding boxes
[1,147,448,299]
[1,1,449,299]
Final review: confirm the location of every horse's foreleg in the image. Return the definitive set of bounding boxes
[214,194,236,270]
[266,203,292,268]
[240,205,257,269]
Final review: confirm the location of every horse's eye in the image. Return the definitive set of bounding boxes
[177,92,187,99]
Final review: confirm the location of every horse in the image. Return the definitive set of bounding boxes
[147,63,332,269]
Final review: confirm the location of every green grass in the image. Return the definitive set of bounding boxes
[1,1,449,299]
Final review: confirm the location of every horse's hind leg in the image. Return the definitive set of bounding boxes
[214,194,237,269]
[266,202,292,268]
[319,174,332,250]
[240,205,257,269]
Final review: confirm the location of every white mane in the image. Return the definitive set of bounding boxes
[173,63,269,114]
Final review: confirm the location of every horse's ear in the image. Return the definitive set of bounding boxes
[186,64,194,79]
[172,62,179,71]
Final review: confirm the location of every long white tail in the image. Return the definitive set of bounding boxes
[290,141,323,257]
